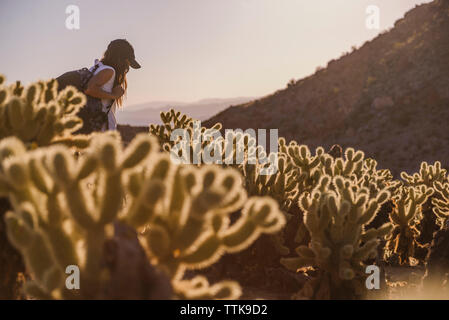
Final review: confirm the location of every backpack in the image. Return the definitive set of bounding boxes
[56,64,112,134]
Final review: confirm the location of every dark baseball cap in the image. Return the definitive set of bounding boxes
[108,39,141,69]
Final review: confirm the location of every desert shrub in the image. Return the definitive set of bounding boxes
[384,185,434,265]
[423,219,449,294]
[149,110,297,211]
[149,110,405,298]
[144,83,449,297]
[0,133,285,299]
[0,74,91,148]
[400,162,449,255]
[281,175,392,299]
[148,110,299,291]
[287,79,296,88]
[0,74,95,299]
[3,94,448,301]
[431,181,449,225]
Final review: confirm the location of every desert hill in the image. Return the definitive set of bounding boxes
[204,0,449,176]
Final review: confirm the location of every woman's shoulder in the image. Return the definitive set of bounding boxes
[91,60,115,74]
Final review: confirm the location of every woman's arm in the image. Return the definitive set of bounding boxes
[84,69,123,100]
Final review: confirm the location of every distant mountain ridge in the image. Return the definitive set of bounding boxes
[204,0,449,176]
[116,97,255,126]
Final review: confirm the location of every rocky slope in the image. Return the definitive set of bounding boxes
[205,0,449,176]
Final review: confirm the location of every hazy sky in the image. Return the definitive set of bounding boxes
[0,0,432,106]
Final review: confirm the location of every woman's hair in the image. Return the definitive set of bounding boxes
[101,46,130,107]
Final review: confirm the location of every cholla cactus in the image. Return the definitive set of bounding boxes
[149,109,222,152]
[283,142,397,241]
[150,110,404,295]
[0,133,285,299]
[400,162,448,248]
[423,219,449,293]
[280,175,392,299]
[432,181,449,224]
[0,74,94,299]
[124,159,285,299]
[150,111,297,261]
[283,141,398,204]
[149,109,194,148]
[122,155,285,297]
[150,110,296,211]
[282,139,323,194]
[173,275,243,299]
[243,152,297,211]
[0,74,91,149]
[401,161,447,188]
[0,134,169,299]
[384,185,434,265]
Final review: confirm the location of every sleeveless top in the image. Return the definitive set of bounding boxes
[89,59,118,131]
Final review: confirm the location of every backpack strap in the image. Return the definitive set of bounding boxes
[91,63,101,73]
[105,103,113,114]
[80,63,102,91]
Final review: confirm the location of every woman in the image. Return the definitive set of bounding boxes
[84,39,141,131]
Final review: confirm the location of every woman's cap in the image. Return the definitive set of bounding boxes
[108,39,141,69]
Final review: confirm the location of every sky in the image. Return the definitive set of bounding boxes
[0,0,433,107]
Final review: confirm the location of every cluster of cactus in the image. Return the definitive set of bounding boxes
[423,219,449,294]
[0,134,169,299]
[432,181,449,224]
[390,162,449,264]
[280,175,392,299]
[262,141,402,298]
[149,111,363,215]
[0,132,285,299]
[237,138,295,213]
[149,109,296,211]
[0,74,91,149]
[280,141,397,245]
[149,109,195,150]
[401,162,448,243]
[149,111,399,271]
[148,109,449,297]
[0,196,25,299]
[149,109,222,157]
[281,144,449,295]
[283,139,397,197]
[423,180,449,290]
[149,111,299,260]
[401,161,447,188]
[0,74,95,299]
[384,185,434,265]
[3,87,449,302]
[150,112,404,298]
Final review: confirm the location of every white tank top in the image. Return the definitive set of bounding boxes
[89,59,118,131]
